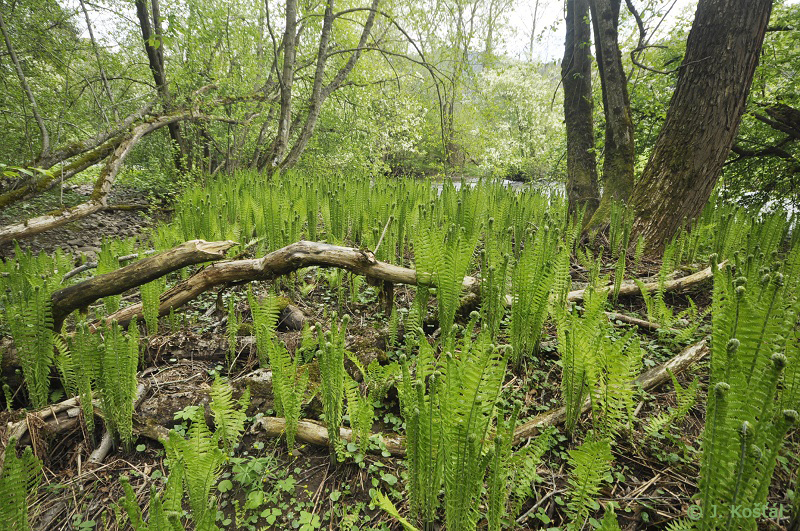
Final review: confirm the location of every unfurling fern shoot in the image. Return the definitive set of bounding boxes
[318,314,349,460]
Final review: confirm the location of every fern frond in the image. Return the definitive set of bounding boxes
[210,375,249,453]
[565,438,613,529]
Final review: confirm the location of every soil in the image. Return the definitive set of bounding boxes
[1,196,797,530]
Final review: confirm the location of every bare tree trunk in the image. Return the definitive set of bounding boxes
[264,0,297,168]
[586,0,635,229]
[279,0,380,170]
[134,0,187,172]
[0,8,50,161]
[562,0,600,220]
[629,0,773,251]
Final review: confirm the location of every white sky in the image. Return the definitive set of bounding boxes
[504,0,700,61]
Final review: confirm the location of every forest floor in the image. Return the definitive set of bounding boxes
[1,184,797,530]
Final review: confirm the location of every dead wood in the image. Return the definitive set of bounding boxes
[100,241,720,330]
[1,340,708,464]
[512,339,709,444]
[50,239,236,329]
[566,261,726,303]
[250,416,407,456]
[604,311,663,331]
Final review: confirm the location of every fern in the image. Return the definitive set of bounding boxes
[248,290,281,368]
[99,319,139,448]
[442,332,509,530]
[645,371,699,439]
[226,293,240,369]
[511,223,557,364]
[69,321,101,437]
[163,410,225,531]
[373,490,420,531]
[0,438,43,530]
[269,336,310,452]
[141,276,166,336]
[565,438,613,530]
[8,285,55,408]
[209,375,250,453]
[698,250,799,530]
[344,376,374,455]
[318,314,348,460]
[508,427,556,516]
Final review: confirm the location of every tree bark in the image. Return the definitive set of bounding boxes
[562,0,600,221]
[586,0,635,229]
[100,240,723,329]
[264,0,297,168]
[50,240,236,329]
[134,0,187,172]
[629,0,773,252]
[279,0,380,170]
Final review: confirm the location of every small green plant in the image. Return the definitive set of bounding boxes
[565,438,613,530]
[99,319,140,448]
[210,375,250,454]
[318,314,349,459]
[0,439,43,530]
[645,371,699,439]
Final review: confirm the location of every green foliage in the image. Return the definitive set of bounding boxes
[0,439,43,531]
[344,376,375,455]
[141,277,166,336]
[226,293,240,369]
[163,410,225,531]
[7,285,55,408]
[399,318,509,530]
[510,221,559,363]
[250,292,309,451]
[210,375,250,454]
[99,320,140,448]
[318,314,349,459]
[565,438,613,529]
[645,371,699,439]
[557,286,641,437]
[699,248,799,529]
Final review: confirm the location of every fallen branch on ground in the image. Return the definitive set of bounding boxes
[1,340,709,462]
[511,339,709,444]
[100,241,722,329]
[51,239,236,329]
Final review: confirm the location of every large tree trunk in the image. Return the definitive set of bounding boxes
[586,0,635,229]
[562,0,600,221]
[629,0,773,251]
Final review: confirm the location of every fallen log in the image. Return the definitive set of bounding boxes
[50,239,236,329]
[604,311,663,331]
[101,241,721,329]
[511,339,709,444]
[250,416,407,456]
[566,261,726,303]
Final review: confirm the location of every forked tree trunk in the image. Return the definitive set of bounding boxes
[562,0,600,220]
[629,0,773,251]
[586,0,635,229]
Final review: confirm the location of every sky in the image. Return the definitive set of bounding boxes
[503,0,700,62]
